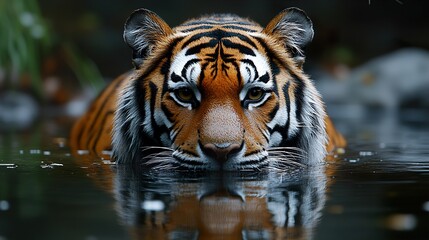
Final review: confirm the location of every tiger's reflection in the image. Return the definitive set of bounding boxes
[113,165,327,240]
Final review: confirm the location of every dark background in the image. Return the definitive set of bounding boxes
[1,0,428,126]
[39,0,429,78]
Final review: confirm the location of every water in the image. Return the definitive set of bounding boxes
[0,111,428,240]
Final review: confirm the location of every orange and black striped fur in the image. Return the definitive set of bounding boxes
[70,8,345,170]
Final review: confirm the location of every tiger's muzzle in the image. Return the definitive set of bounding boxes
[200,142,243,164]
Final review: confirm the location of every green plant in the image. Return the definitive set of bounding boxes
[0,0,50,96]
[0,0,104,99]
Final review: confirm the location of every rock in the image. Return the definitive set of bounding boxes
[316,48,429,112]
[0,91,39,130]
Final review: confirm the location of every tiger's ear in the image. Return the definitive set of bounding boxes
[263,8,314,67]
[124,9,172,68]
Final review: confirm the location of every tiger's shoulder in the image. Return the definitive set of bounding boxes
[70,72,131,159]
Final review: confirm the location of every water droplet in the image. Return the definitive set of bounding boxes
[141,200,165,211]
[102,160,114,165]
[101,150,112,156]
[30,149,41,154]
[359,151,374,156]
[41,162,63,169]
[40,163,52,169]
[50,163,63,167]
[77,150,89,155]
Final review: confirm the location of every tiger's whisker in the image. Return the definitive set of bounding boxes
[269,156,307,168]
[268,151,306,159]
[268,146,307,152]
[141,146,174,152]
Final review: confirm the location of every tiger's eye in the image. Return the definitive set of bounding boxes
[176,88,194,102]
[247,88,264,101]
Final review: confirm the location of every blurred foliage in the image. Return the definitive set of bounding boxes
[0,0,104,100]
[0,0,50,95]
[63,43,104,91]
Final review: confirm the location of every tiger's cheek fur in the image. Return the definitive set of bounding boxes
[243,94,279,149]
[160,94,196,150]
[264,69,301,147]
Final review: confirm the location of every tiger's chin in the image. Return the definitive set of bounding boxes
[173,154,270,172]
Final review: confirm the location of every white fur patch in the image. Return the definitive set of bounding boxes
[288,100,299,137]
[168,48,202,106]
[269,131,283,147]
[267,105,288,130]
[142,101,153,136]
[239,52,273,101]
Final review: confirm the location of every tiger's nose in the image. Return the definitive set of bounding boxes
[202,143,241,163]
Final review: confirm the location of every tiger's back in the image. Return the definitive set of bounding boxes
[70,73,128,159]
[70,8,345,169]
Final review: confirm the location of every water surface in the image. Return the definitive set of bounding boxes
[1,111,428,240]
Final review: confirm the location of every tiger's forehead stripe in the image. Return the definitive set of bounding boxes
[178,15,260,28]
[178,24,260,33]
[179,29,259,50]
[181,19,256,26]
[165,22,278,109]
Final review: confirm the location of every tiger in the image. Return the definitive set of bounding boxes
[70,7,346,171]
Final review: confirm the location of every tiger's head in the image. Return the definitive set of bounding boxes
[113,8,327,170]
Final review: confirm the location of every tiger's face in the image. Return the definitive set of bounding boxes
[163,44,277,170]
[113,8,327,170]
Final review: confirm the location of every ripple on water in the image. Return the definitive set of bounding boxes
[359,151,375,156]
[40,161,64,169]
[0,163,18,169]
[29,149,41,154]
